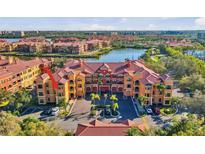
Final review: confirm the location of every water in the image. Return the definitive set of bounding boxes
[186,50,205,58]
[0,48,147,62]
[87,48,146,62]
[4,38,20,43]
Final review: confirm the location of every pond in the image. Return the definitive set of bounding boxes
[186,50,205,58]
[87,48,146,62]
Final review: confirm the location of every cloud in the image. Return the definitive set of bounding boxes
[120,18,128,23]
[148,24,158,29]
[85,24,115,30]
[195,17,205,27]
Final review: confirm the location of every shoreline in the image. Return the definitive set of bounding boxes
[0,47,112,58]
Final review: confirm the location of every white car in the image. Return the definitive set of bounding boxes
[145,107,153,114]
[49,107,60,116]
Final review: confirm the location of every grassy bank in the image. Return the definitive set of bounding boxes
[0,47,112,58]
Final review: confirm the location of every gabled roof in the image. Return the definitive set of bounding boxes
[48,59,171,85]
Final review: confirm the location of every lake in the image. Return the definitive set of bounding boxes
[87,48,146,62]
[186,50,205,58]
[0,48,146,63]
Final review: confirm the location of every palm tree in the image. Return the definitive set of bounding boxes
[58,99,68,112]
[110,94,118,104]
[156,84,165,92]
[90,93,100,105]
[138,96,148,106]
[112,102,119,112]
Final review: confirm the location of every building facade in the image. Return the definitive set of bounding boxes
[36,59,173,105]
[0,58,50,93]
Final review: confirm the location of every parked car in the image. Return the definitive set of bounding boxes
[154,107,160,115]
[145,106,153,115]
[49,107,60,116]
[41,107,60,117]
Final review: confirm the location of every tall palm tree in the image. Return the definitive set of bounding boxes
[110,94,118,104]
[112,102,119,112]
[90,93,100,105]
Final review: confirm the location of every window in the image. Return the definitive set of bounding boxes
[159,98,162,102]
[135,87,139,92]
[166,85,172,90]
[70,80,74,85]
[58,93,62,97]
[47,90,50,94]
[40,99,44,104]
[38,84,43,89]
[46,83,49,87]
[145,93,150,97]
[127,78,132,82]
[166,93,171,97]
[135,80,139,85]
[38,92,43,96]
[47,98,50,102]
[145,84,152,90]
[165,100,170,104]
[78,84,82,88]
[127,84,131,88]
[77,78,82,82]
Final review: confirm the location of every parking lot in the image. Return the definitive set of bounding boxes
[93,94,139,120]
[48,99,95,131]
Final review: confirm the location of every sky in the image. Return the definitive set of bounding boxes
[0,17,205,31]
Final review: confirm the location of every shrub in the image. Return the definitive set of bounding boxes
[90,110,97,117]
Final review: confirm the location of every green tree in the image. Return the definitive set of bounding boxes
[112,102,119,112]
[0,111,21,136]
[0,89,14,107]
[20,117,64,136]
[58,99,68,112]
[90,93,100,105]
[110,94,118,103]
[138,96,148,106]
[179,74,205,94]
[13,89,32,111]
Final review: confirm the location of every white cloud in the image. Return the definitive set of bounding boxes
[195,17,205,27]
[85,24,116,30]
[148,24,158,29]
[120,18,128,23]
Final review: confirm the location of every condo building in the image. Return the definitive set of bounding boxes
[0,39,12,52]
[36,59,173,105]
[52,42,87,54]
[12,38,52,53]
[0,58,50,93]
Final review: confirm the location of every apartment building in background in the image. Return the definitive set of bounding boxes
[36,59,173,105]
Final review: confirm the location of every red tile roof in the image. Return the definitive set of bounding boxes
[51,59,170,84]
[75,119,145,136]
